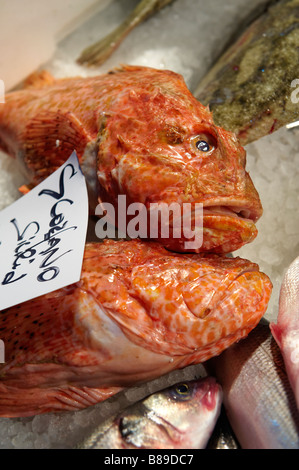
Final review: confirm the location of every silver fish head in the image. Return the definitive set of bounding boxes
[135,377,222,448]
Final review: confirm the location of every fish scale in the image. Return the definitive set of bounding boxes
[271,255,299,410]
[207,319,299,449]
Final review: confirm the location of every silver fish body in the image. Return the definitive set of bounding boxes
[78,377,222,449]
[207,319,299,449]
[271,255,299,410]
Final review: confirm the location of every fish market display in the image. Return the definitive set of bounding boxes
[78,377,222,449]
[0,239,272,417]
[271,256,299,410]
[77,0,175,67]
[207,319,299,449]
[195,0,299,146]
[0,65,262,253]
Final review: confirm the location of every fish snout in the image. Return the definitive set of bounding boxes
[193,376,223,412]
[147,201,260,253]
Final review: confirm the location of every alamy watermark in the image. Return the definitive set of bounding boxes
[0,340,4,363]
[95,196,203,250]
[291,79,299,104]
[0,79,4,104]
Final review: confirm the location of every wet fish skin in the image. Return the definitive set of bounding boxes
[0,239,272,417]
[271,255,299,410]
[77,0,175,67]
[195,0,299,146]
[206,407,240,449]
[78,377,222,449]
[207,319,299,449]
[0,65,262,254]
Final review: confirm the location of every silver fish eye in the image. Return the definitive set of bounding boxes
[169,383,192,401]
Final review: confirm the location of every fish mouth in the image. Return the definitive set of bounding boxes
[202,199,261,223]
[157,200,260,253]
[217,268,273,325]
[183,262,266,322]
[200,201,260,252]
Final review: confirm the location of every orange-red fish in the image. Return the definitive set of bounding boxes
[0,66,262,253]
[0,239,272,417]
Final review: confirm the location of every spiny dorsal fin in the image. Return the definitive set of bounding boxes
[22,70,56,89]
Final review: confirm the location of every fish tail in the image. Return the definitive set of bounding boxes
[0,383,122,417]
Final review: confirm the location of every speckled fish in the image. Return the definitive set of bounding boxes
[78,377,222,449]
[0,239,272,417]
[195,0,299,146]
[0,65,262,253]
[271,255,299,410]
[77,0,175,67]
[207,319,299,449]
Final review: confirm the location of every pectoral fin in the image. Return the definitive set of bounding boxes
[20,110,93,184]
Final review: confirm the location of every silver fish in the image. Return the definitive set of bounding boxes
[271,255,299,410]
[78,377,222,449]
[207,319,299,449]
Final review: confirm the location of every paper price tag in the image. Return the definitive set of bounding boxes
[0,151,88,310]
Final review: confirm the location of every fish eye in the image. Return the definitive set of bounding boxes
[196,140,210,152]
[170,383,192,401]
[191,133,216,154]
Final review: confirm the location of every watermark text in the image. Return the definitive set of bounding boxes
[95,196,203,250]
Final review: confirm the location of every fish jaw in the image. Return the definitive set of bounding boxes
[178,269,273,368]
[126,247,272,360]
[270,255,299,409]
[146,202,259,254]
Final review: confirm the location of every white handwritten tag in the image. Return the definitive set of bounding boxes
[0,151,88,310]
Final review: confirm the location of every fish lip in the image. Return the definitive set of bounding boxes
[233,266,258,281]
[218,265,260,299]
[203,265,260,312]
[202,200,261,223]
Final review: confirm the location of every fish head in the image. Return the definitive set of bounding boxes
[141,377,222,448]
[80,241,272,369]
[97,67,262,253]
